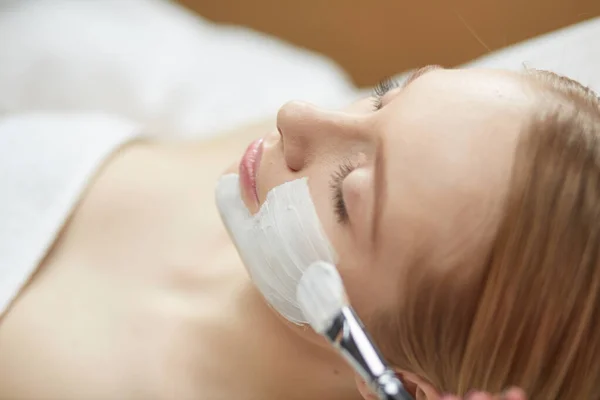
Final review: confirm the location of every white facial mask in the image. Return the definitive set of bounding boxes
[215,174,337,324]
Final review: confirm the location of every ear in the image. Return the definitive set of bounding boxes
[400,370,442,400]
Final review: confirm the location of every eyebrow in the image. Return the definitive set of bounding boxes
[370,65,440,245]
[403,65,442,89]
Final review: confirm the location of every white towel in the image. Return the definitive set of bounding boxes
[0,113,141,316]
[0,0,356,140]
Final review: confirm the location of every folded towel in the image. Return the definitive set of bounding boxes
[0,112,141,316]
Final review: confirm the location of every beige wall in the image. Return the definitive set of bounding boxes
[178,0,600,86]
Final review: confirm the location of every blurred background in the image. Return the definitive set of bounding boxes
[179,0,600,86]
[0,0,598,139]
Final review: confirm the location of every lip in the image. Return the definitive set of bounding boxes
[239,138,264,207]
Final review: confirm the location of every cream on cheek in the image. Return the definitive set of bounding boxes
[215,174,338,324]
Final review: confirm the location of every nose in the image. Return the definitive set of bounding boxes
[276,100,363,171]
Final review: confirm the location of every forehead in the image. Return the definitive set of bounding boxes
[374,68,535,273]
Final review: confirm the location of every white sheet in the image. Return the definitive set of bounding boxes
[0,1,598,139]
[464,17,600,89]
[0,112,141,315]
[0,0,356,139]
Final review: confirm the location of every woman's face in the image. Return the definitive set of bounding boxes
[240,67,535,319]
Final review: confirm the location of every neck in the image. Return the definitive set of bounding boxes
[174,138,362,399]
[241,283,361,400]
[188,266,361,400]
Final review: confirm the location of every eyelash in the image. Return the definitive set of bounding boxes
[330,160,356,223]
[371,78,399,110]
[329,80,397,223]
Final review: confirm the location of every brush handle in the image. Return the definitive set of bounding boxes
[330,309,413,400]
[377,371,413,400]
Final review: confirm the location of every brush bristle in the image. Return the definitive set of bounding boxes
[296,261,348,334]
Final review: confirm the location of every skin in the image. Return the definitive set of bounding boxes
[0,68,535,399]
[244,67,536,398]
[248,66,533,341]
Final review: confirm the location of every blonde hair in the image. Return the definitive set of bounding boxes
[374,70,600,399]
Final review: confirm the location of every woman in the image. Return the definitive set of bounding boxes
[0,66,598,399]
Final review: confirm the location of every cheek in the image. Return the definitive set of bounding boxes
[316,224,387,322]
[344,247,411,323]
[308,170,389,319]
[343,168,375,243]
[337,257,399,325]
[307,185,373,312]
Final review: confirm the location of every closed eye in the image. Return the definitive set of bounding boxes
[371,78,399,111]
[371,66,441,111]
[330,161,356,223]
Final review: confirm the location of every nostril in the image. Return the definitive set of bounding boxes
[288,163,301,172]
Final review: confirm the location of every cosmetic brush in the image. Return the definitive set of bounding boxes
[296,261,412,400]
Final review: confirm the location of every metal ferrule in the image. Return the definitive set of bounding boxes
[325,307,412,400]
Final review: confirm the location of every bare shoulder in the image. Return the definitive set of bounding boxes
[0,138,247,399]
